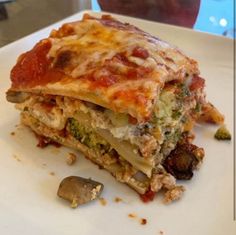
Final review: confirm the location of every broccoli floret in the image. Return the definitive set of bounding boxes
[172,110,182,120]
[214,125,231,140]
[68,118,85,140]
[177,83,190,98]
[67,118,110,151]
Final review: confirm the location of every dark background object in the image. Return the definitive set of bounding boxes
[98,0,200,28]
[0,0,233,47]
[0,0,200,47]
[0,0,89,47]
[0,0,15,3]
[0,4,8,20]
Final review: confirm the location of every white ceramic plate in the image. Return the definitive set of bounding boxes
[0,10,235,235]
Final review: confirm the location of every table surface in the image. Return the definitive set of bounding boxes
[0,0,234,47]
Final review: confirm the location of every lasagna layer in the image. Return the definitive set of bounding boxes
[8,14,199,122]
[21,111,187,202]
[14,76,205,202]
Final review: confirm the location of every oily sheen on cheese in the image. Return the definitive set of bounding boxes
[9,14,198,122]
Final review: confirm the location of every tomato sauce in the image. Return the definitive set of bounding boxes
[112,89,147,106]
[128,115,138,125]
[87,53,152,89]
[189,75,205,91]
[140,189,155,203]
[114,53,137,67]
[11,40,64,89]
[127,67,152,80]
[132,46,149,59]
[90,74,118,88]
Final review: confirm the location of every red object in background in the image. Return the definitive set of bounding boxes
[98,0,200,28]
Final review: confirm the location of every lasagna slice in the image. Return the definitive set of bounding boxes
[6,14,224,203]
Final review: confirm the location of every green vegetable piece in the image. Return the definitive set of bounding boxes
[67,118,110,151]
[177,83,190,98]
[194,103,201,113]
[214,125,231,140]
[172,110,182,120]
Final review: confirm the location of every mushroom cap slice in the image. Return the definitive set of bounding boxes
[57,176,104,208]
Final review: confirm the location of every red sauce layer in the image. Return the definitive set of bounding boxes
[140,189,155,203]
[112,89,148,106]
[189,75,205,91]
[132,46,149,59]
[11,40,64,89]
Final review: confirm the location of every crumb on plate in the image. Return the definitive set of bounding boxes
[13,154,21,162]
[99,197,107,206]
[214,125,231,140]
[114,197,123,203]
[66,152,77,165]
[50,148,60,154]
[128,213,137,218]
[163,185,185,204]
[140,218,147,225]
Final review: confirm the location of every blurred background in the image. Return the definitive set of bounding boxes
[0,0,234,47]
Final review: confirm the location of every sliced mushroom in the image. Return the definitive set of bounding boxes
[163,143,204,180]
[57,176,104,208]
[6,90,30,103]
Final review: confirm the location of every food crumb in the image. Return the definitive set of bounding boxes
[214,125,231,140]
[41,163,47,168]
[13,154,21,162]
[50,148,60,154]
[49,172,55,176]
[114,197,123,203]
[128,213,137,218]
[163,186,185,204]
[140,218,147,225]
[99,197,107,206]
[66,152,77,165]
[10,132,15,136]
[159,231,164,235]
[128,213,148,226]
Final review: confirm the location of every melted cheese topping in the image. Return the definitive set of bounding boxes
[9,14,199,122]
